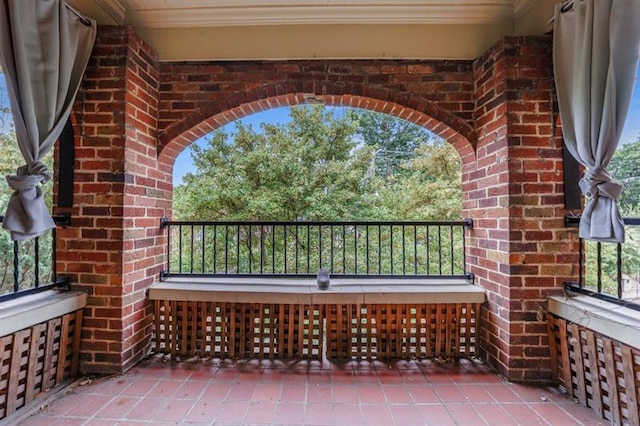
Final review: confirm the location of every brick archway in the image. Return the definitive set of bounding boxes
[157,92,476,175]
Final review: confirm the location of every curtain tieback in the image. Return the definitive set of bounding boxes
[16,161,52,183]
[578,167,622,200]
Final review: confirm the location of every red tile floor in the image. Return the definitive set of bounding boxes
[17,356,605,425]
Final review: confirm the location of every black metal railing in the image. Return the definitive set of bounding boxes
[565,215,640,311]
[161,219,473,280]
[0,214,70,302]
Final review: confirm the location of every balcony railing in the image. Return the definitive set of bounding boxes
[0,214,70,302]
[161,219,473,280]
[565,215,640,311]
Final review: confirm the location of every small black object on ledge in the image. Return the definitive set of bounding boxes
[316,269,330,290]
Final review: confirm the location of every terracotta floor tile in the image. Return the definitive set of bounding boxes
[306,384,333,402]
[407,385,439,403]
[183,400,221,423]
[360,404,394,425]
[200,381,231,400]
[304,402,334,425]
[390,404,425,425]
[174,380,208,399]
[119,378,161,396]
[530,403,587,425]
[332,385,360,403]
[474,403,518,425]
[274,402,305,424]
[500,402,549,425]
[145,379,182,398]
[358,385,386,403]
[252,382,282,401]
[215,400,250,424]
[225,381,257,400]
[127,397,169,419]
[333,403,363,425]
[447,404,487,425]
[64,394,114,417]
[382,385,413,403]
[50,418,88,425]
[484,384,523,402]
[244,400,277,424]
[376,370,405,385]
[281,383,307,402]
[435,384,468,403]
[458,384,495,402]
[94,395,140,419]
[154,398,195,422]
[415,404,456,425]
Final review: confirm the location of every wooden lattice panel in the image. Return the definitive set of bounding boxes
[325,303,479,360]
[548,315,640,426]
[0,311,82,420]
[153,301,324,360]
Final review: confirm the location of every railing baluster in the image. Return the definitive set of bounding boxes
[330,225,334,273]
[354,225,358,275]
[272,225,276,273]
[52,227,58,284]
[34,237,40,287]
[366,225,370,275]
[596,242,602,293]
[414,226,418,275]
[236,224,241,273]
[13,241,19,293]
[248,225,252,274]
[213,225,217,273]
[426,226,430,275]
[450,225,454,275]
[343,225,347,274]
[617,243,623,299]
[295,225,299,274]
[307,224,310,274]
[284,226,288,274]
[438,226,443,275]
[190,225,194,274]
[390,225,394,275]
[178,225,183,273]
[202,225,206,273]
[225,225,229,273]
[402,225,406,275]
[260,225,264,274]
[319,225,323,270]
[461,224,466,277]
[378,225,382,275]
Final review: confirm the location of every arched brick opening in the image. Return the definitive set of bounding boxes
[157,92,476,179]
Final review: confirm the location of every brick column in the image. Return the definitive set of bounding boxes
[57,26,167,374]
[467,35,579,382]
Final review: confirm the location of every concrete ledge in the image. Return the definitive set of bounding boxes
[0,290,87,338]
[149,277,485,305]
[548,295,640,351]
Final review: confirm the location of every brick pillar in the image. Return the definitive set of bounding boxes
[57,26,167,374]
[467,35,579,382]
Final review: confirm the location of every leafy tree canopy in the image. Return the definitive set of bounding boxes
[173,105,463,222]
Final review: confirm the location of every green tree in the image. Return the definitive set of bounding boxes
[351,109,431,178]
[609,136,640,210]
[174,105,377,221]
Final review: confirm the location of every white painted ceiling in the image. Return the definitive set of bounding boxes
[67,0,562,61]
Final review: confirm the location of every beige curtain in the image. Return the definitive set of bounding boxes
[554,0,640,243]
[0,0,96,240]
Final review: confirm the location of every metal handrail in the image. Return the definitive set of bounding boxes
[564,214,640,311]
[161,218,473,280]
[0,214,70,303]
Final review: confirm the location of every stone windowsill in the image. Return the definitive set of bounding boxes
[149,277,485,305]
[0,290,87,338]
[548,295,640,351]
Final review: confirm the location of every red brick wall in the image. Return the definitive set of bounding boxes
[63,25,577,379]
[469,36,579,382]
[57,26,166,374]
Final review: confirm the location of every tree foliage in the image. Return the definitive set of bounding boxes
[173,105,463,222]
[610,136,640,210]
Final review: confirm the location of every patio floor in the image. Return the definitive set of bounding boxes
[16,356,605,425]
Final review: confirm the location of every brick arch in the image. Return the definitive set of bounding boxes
[157,91,476,172]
